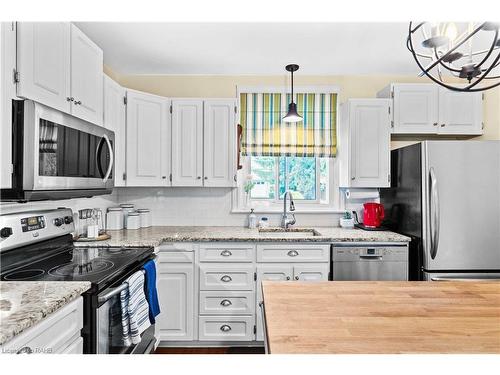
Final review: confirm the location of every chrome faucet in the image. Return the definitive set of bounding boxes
[281,191,296,229]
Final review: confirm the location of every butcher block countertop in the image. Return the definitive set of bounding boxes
[261,281,500,354]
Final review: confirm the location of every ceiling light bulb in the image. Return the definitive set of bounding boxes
[445,22,458,42]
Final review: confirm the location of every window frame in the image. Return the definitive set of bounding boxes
[232,85,341,213]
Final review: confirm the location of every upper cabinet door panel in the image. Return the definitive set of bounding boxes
[393,84,438,134]
[17,22,71,113]
[171,100,203,187]
[126,90,170,186]
[350,99,391,187]
[203,100,236,187]
[103,75,126,186]
[438,88,483,135]
[70,24,103,125]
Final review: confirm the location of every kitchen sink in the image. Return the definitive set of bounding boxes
[257,228,322,237]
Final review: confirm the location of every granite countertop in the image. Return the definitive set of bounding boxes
[74,226,410,248]
[0,281,91,346]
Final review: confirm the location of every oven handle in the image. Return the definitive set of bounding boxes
[102,134,114,183]
[98,268,146,304]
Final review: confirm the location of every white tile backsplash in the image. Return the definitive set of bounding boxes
[116,187,344,227]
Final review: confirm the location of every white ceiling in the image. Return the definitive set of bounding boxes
[75,22,492,76]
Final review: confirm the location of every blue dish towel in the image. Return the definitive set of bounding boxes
[142,260,161,324]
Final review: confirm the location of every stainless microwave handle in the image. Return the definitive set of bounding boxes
[102,134,114,183]
[429,167,440,260]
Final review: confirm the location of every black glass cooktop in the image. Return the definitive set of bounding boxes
[0,239,154,291]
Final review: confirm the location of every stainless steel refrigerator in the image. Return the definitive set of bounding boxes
[380,141,500,281]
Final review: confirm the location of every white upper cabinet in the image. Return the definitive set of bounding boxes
[126,89,170,186]
[1,22,17,189]
[16,22,71,113]
[438,88,483,134]
[16,22,103,125]
[378,83,483,135]
[103,75,126,186]
[70,24,103,125]
[203,99,236,187]
[171,100,204,187]
[339,99,391,188]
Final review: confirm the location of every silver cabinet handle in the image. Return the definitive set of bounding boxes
[287,250,299,257]
[220,299,232,307]
[197,176,201,179]
[74,100,82,105]
[220,325,232,332]
[433,122,438,126]
[440,123,445,127]
[294,275,299,280]
[220,250,232,257]
[351,176,355,180]
[66,97,74,102]
[220,275,232,282]
[204,176,208,180]
[429,167,440,260]
[16,346,33,354]
[286,276,291,280]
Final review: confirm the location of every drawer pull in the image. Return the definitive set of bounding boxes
[294,276,299,280]
[287,250,299,257]
[220,275,232,283]
[220,250,232,257]
[220,324,232,332]
[286,276,291,280]
[220,299,232,307]
[16,346,33,354]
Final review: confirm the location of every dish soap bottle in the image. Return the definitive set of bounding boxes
[248,209,257,229]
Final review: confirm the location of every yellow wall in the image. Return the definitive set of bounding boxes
[104,65,500,147]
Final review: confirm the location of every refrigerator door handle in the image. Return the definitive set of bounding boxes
[431,276,500,281]
[429,167,440,260]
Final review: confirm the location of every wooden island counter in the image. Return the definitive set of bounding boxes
[261,281,500,354]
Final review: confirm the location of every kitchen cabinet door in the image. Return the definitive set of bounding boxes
[203,99,237,187]
[126,90,170,186]
[293,264,329,281]
[392,84,438,134]
[70,24,103,125]
[103,75,126,186]
[438,88,483,135]
[1,22,17,189]
[255,264,293,341]
[349,99,391,187]
[171,100,203,186]
[156,262,195,341]
[16,22,71,114]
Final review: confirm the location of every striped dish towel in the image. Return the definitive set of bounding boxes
[120,271,151,346]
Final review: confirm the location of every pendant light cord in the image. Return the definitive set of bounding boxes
[291,69,294,104]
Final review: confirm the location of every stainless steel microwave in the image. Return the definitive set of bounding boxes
[1,100,115,201]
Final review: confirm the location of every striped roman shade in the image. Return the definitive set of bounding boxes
[240,92,337,157]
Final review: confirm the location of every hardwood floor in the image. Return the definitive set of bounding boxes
[154,347,265,354]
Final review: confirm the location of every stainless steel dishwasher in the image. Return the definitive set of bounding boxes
[332,245,408,281]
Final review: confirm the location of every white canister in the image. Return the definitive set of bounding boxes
[125,211,140,230]
[120,204,135,227]
[137,209,152,228]
[106,207,124,230]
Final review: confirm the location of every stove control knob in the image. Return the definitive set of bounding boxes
[64,216,73,224]
[0,227,13,238]
[54,218,63,227]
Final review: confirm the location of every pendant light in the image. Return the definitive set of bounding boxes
[283,64,303,123]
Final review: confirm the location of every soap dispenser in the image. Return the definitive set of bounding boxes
[248,209,257,229]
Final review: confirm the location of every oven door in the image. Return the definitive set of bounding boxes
[23,100,115,191]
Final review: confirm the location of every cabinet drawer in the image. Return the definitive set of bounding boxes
[257,244,330,263]
[158,251,194,263]
[1,297,83,354]
[198,316,254,341]
[199,264,255,291]
[199,291,255,315]
[59,337,83,354]
[199,243,255,262]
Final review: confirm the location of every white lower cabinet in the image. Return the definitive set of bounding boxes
[157,242,330,345]
[156,247,195,341]
[0,297,83,354]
